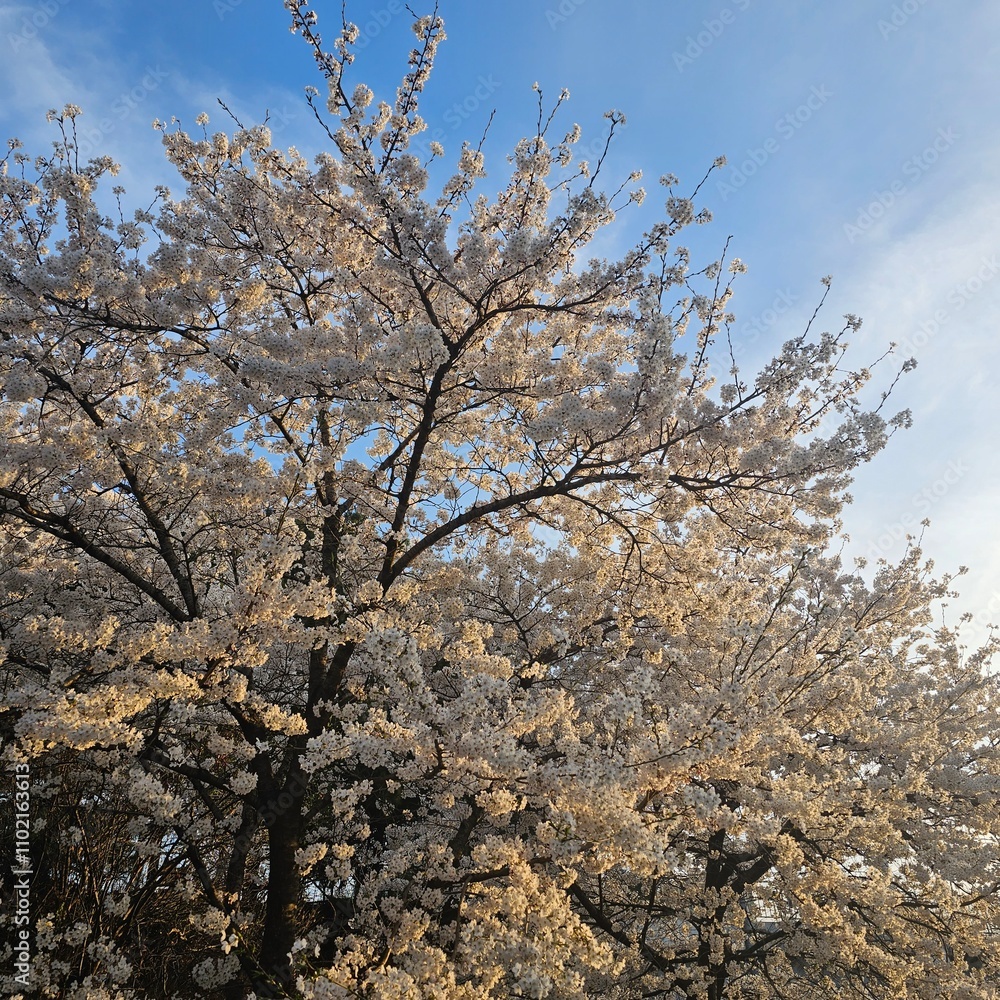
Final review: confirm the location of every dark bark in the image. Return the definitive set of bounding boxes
[696,827,730,1000]
[253,760,308,998]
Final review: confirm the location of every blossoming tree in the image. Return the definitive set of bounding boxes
[1,4,998,998]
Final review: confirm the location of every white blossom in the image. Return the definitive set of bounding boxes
[0,5,994,999]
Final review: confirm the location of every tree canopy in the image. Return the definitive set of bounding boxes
[1,4,998,998]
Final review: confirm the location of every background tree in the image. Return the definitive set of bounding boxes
[1,4,998,998]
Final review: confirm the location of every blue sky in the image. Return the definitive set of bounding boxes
[2,0,998,645]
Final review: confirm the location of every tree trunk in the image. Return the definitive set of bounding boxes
[224,804,259,1000]
[253,761,307,997]
[698,828,729,1000]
